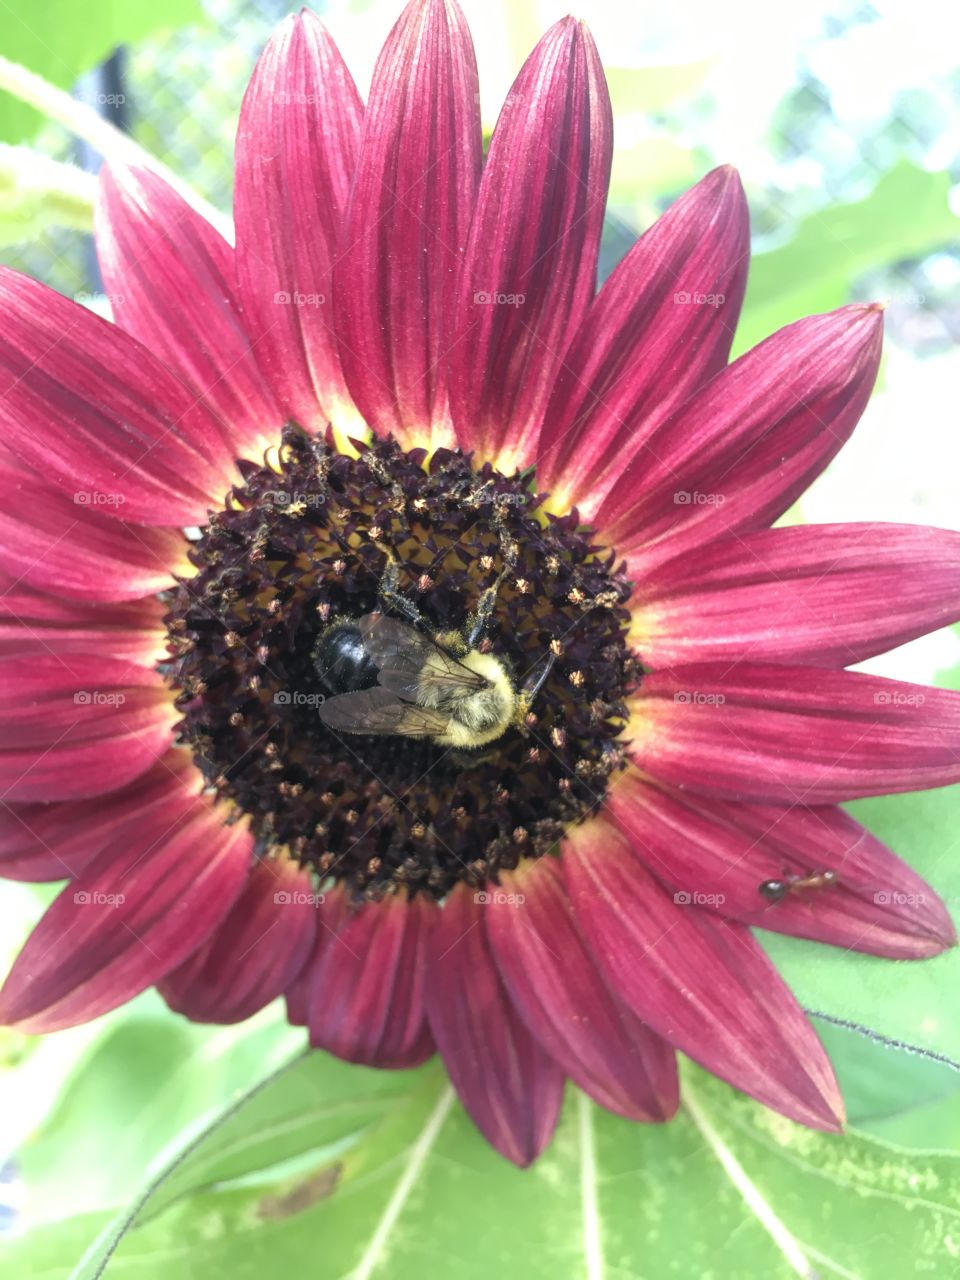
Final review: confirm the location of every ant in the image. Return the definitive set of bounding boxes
[757,869,839,904]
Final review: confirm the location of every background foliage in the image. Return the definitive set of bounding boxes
[1,0,960,1274]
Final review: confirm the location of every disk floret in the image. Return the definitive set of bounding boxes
[163,429,636,899]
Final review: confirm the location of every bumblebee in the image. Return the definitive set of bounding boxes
[315,612,520,748]
[313,531,558,748]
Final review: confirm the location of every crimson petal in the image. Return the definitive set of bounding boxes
[596,305,883,574]
[0,585,164,663]
[159,858,316,1023]
[334,0,481,450]
[0,748,198,882]
[537,165,749,515]
[448,17,613,470]
[425,883,564,1166]
[564,820,844,1130]
[96,164,281,464]
[234,10,363,436]
[631,523,960,668]
[0,655,175,802]
[0,269,241,526]
[0,795,251,1032]
[0,460,189,602]
[308,892,435,1067]
[487,860,678,1120]
[628,663,960,804]
[607,772,955,959]
[285,884,350,1027]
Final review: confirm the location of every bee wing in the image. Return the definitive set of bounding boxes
[358,613,432,667]
[318,687,450,738]
[358,613,489,702]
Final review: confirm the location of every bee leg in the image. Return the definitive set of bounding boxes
[461,494,526,648]
[464,578,502,648]
[491,501,520,570]
[375,545,424,627]
[446,745,500,771]
[516,649,556,719]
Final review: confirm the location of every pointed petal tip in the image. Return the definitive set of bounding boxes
[748,1054,846,1134]
[841,299,887,330]
[691,162,748,223]
[799,300,884,342]
[905,933,957,960]
[816,1094,846,1133]
[395,0,467,25]
[920,912,958,955]
[295,6,331,35]
[542,12,596,49]
[734,1082,846,1135]
[799,1109,845,1135]
[710,162,745,197]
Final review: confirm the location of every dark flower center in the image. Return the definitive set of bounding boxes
[163,429,636,900]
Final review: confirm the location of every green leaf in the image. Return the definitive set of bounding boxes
[762,645,960,1068]
[0,0,201,143]
[814,1017,960,1132]
[867,1089,960,1152]
[6,1058,960,1279]
[62,1053,444,1280]
[16,1000,304,1221]
[676,1065,960,1278]
[735,162,960,354]
[0,1212,114,1280]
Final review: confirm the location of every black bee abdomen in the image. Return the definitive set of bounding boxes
[313,622,380,696]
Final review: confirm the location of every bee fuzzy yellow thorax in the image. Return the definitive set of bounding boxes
[426,647,517,748]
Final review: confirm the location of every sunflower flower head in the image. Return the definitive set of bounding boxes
[2,0,959,1168]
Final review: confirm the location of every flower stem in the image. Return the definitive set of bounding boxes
[0,52,233,242]
[0,144,96,244]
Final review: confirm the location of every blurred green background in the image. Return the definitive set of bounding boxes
[2,0,960,1275]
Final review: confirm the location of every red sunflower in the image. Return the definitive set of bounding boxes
[2,0,960,1167]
